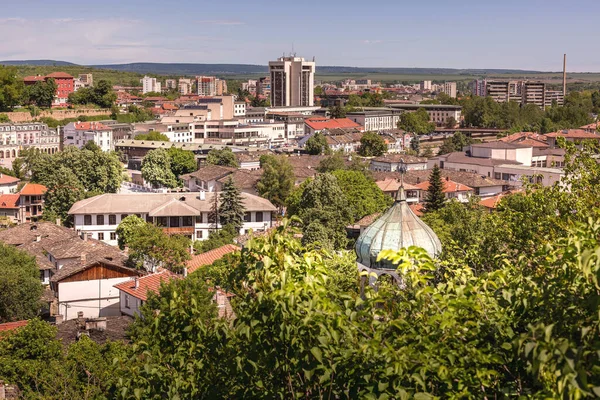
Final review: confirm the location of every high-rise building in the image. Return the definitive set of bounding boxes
[420,80,432,92]
[545,90,564,107]
[215,79,228,95]
[142,76,161,94]
[257,76,271,96]
[197,76,217,96]
[165,79,177,90]
[178,78,193,95]
[268,56,315,107]
[472,80,487,97]
[441,82,457,98]
[521,82,546,108]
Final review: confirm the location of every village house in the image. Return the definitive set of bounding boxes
[369,154,429,172]
[0,183,47,225]
[181,165,237,192]
[0,173,19,194]
[414,177,474,203]
[544,129,600,148]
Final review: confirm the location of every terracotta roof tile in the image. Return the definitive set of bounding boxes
[74,122,111,131]
[375,179,419,192]
[414,179,473,193]
[45,72,74,79]
[0,174,20,185]
[0,194,19,209]
[114,270,179,301]
[187,244,240,274]
[305,118,362,131]
[19,183,47,196]
[545,129,600,139]
[0,320,28,333]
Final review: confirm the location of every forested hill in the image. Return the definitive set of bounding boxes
[0,60,544,76]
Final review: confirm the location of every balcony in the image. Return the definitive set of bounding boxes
[162,227,195,235]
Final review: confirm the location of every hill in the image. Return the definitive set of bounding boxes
[0,59,77,66]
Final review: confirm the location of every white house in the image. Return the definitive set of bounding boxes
[114,270,177,317]
[63,121,114,152]
[370,154,429,172]
[68,191,278,246]
[0,173,20,194]
[415,178,474,203]
[180,165,236,192]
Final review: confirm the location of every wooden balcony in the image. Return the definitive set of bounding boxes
[162,227,194,235]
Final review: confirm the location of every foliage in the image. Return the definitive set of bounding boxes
[193,224,238,254]
[68,80,116,108]
[410,133,420,154]
[398,108,436,134]
[421,145,434,158]
[357,131,387,157]
[141,148,178,188]
[166,147,197,178]
[304,132,331,155]
[116,105,154,123]
[437,131,475,155]
[0,244,43,322]
[331,169,392,222]
[0,66,24,111]
[423,164,446,212]
[206,148,239,167]
[316,151,347,173]
[115,215,147,250]
[134,131,169,141]
[126,222,191,273]
[23,77,58,108]
[0,114,9,123]
[346,92,390,107]
[219,177,245,233]
[256,155,295,209]
[42,165,86,224]
[328,105,346,118]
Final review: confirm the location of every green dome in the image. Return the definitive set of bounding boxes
[355,187,442,269]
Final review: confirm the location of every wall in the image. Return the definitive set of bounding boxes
[5,108,111,123]
[119,290,142,317]
[57,277,131,320]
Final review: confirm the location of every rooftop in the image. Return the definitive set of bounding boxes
[181,165,236,182]
[305,117,362,131]
[114,270,179,301]
[545,129,600,139]
[0,222,76,246]
[372,154,428,164]
[414,178,473,193]
[0,320,29,333]
[73,122,111,131]
[0,174,20,185]
[434,152,522,167]
[19,183,47,196]
[187,244,240,274]
[0,194,19,209]
[471,141,532,149]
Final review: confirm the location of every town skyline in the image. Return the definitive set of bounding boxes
[2,0,600,72]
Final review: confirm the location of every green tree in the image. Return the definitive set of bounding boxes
[193,224,238,254]
[115,215,147,250]
[421,145,434,158]
[24,78,58,108]
[42,166,86,224]
[328,105,346,118]
[398,108,435,134]
[141,148,178,188]
[410,134,420,154]
[423,164,446,212]
[437,131,473,155]
[0,66,24,111]
[0,244,43,322]
[256,155,295,210]
[166,147,197,178]
[219,177,245,233]
[134,131,170,141]
[331,169,392,222]
[357,131,387,157]
[304,132,331,155]
[127,222,191,272]
[206,148,239,167]
[0,114,9,123]
[317,151,347,173]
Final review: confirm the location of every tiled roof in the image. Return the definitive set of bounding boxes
[45,72,74,79]
[580,122,600,131]
[74,122,111,131]
[355,212,382,227]
[23,75,46,82]
[0,174,20,185]
[414,178,473,193]
[471,141,531,149]
[51,254,137,283]
[114,270,179,301]
[0,194,19,209]
[545,129,600,139]
[434,152,521,167]
[0,320,28,333]
[371,154,428,164]
[235,150,274,163]
[409,203,424,216]
[0,222,76,246]
[324,131,363,146]
[187,244,240,274]
[375,179,420,192]
[401,169,508,188]
[305,117,362,131]
[479,194,505,209]
[180,165,236,182]
[517,138,549,148]
[499,132,547,143]
[216,169,263,190]
[19,183,47,196]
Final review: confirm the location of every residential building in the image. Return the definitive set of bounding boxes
[23,72,74,107]
[73,78,85,91]
[420,80,432,92]
[256,76,271,96]
[245,107,266,123]
[521,81,545,108]
[269,56,316,107]
[181,165,236,192]
[341,79,379,91]
[234,101,246,117]
[242,80,257,94]
[68,192,278,245]
[197,76,217,96]
[545,90,565,107]
[370,154,429,172]
[178,78,193,95]
[63,121,114,152]
[375,179,420,203]
[0,183,47,225]
[323,129,364,153]
[347,110,401,131]
[415,177,474,203]
[401,169,508,198]
[485,80,517,103]
[142,76,161,94]
[0,173,19,194]
[304,117,363,135]
[388,104,463,126]
[114,270,178,317]
[100,121,134,141]
[215,78,228,95]
[265,111,306,141]
[472,79,487,97]
[580,122,600,133]
[78,73,93,87]
[441,82,457,98]
[165,79,177,90]
[545,129,600,148]
[0,123,60,168]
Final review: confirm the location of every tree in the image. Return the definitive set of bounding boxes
[127,222,191,273]
[67,80,116,108]
[206,148,239,167]
[423,164,446,212]
[357,131,387,157]
[43,166,86,224]
[0,114,9,123]
[317,152,346,173]
[134,131,170,141]
[193,224,238,254]
[328,105,346,119]
[0,244,43,322]
[115,215,147,250]
[331,169,392,222]
[166,147,197,178]
[0,66,24,111]
[445,116,457,128]
[421,145,434,158]
[398,108,435,134]
[410,134,420,154]
[24,78,58,108]
[219,177,245,233]
[304,132,331,155]
[141,148,178,188]
[256,155,295,210]
[437,131,473,155]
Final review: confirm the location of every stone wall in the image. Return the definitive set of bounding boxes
[4,108,111,123]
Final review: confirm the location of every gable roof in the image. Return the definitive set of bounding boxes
[113,270,178,301]
[305,117,362,131]
[0,320,28,333]
[375,179,420,193]
[181,165,236,182]
[45,72,74,79]
[545,129,600,139]
[149,198,200,217]
[187,244,240,274]
[73,122,111,131]
[0,174,19,185]
[414,179,473,193]
[19,183,47,196]
[0,222,76,246]
[0,194,19,209]
[51,255,139,283]
[216,169,263,191]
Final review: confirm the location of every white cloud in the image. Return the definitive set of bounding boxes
[197,20,245,26]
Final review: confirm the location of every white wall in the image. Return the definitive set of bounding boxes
[58,276,131,320]
[478,185,505,198]
[0,182,18,194]
[119,289,142,317]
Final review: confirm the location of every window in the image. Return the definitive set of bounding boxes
[255,212,263,223]
[125,295,130,309]
[110,232,117,241]
[98,232,104,241]
[156,217,168,227]
[109,214,117,225]
[84,215,92,225]
[197,230,203,239]
[121,214,128,220]
[97,215,105,225]
[244,212,251,222]
[170,217,180,227]
[182,216,193,227]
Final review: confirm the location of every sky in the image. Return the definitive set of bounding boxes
[1,0,599,71]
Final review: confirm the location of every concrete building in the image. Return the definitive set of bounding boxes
[234,101,247,117]
[0,123,60,169]
[441,82,457,98]
[197,76,217,96]
[420,81,432,91]
[388,104,463,127]
[347,110,401,131]
[78,73,93,87]
[472,79,487,97]
[369,154,429,172]
[63,121,114,152]
[216,78,228,95]
[68,192,278,246]
[269,56,315,107]
[257,76,271,96]
[142,76,161,94]
[545,90,565,107]
[23,72,74,107]
[178,78,193,95]
[165,79,177,90]
[521,81,546,108]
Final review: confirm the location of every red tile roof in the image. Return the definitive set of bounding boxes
[580,122,600,131]
[45,72,74,79]
[187,244,240,274]
[409,203,424,216]
[0,194,19,209]
[305,117,362,131]
[23,75,46,82]
[376,179,420,193]
[74,122,111,130]
[414,179,473,193]
[517,138,549,148]
[0,320,28,333]
[19,183,47,196]
[0,174,20,185]
[499,131,547,143]
[113,270,179,301]
[545,129,600,139]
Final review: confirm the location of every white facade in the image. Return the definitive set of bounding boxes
[63,122,114,152]
[441,82,457,98]
[269,56,315,107]
[234,102,246,117]
[57,277,131,320]
[347,112,400,131]
[119,290,142,317]
[370,159,428,172]
[197,76,217,96]
[142,76,161,94]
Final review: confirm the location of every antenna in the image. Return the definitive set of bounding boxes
[292,42,294,56]
[563,54,567,96]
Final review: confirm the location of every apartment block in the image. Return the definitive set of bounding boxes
[142,76,161,94]
[197,76,217,96]
[269,56,315,107]
[521,82,546,108]
[441,82,457,98]
[0,123,60,168]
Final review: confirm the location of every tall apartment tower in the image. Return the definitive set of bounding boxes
[441,82,457,98]
[142,76,161,94]
[521,82,546,108]
[268,56,316,107]
[472,79,487,96]
[197,76,217,96]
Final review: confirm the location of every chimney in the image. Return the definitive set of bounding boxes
[416,177,421,184]
[56,218,61,226]
[35,235,41,242]
[134,277,139,289]
[200,190,206,200]
[446,176,450,181]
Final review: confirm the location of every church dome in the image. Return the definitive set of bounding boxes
[355,187,442,269]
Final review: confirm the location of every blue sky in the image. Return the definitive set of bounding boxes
[1,0,598,71]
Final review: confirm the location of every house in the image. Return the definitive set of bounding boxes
[216,169,263,195]
[24,72,74,107]
[181,165,236,192]
[499,132,549,148]
[545,129,600,148]
[235,150,274,170]
[0,174,19,194]
[370,154,428,172]
[580,122,600,133]
[63,122,114,152]
[304,117,363,136]
[187,243,240,274]
[401,169,509,199]
[0,183,47,225]
[414,177,474,203]
[323,129,364,153]
[375,179,420,203]
[68,192,278,246]
[0,194,19,225]
[114,270,178,317]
